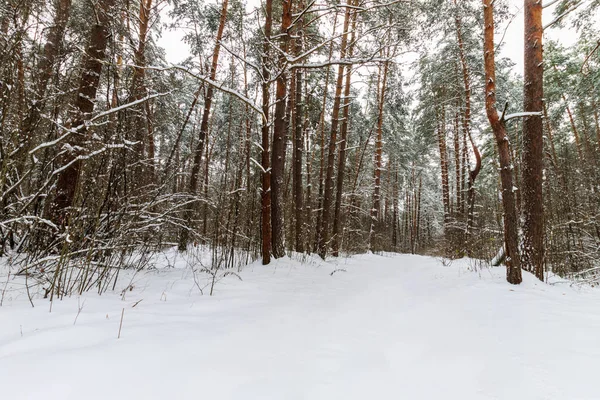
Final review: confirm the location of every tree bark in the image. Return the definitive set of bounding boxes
[270,0,293,259]
[21,0,72,146]
[483,0,522,284]
[436,104,451,228]
[314,14,338,252]
[317,0,352,259]
[453,109,462,223]
[521,0,544,281]
[304,77,313,253]
[292,3,305,254]
[563,95,583,161]
[36,0,72,100]
[332,0,358,257]
[454,3,481,248]
[368,59,389,252]
[51,0,115,224]
[392,167,399,250]
[593,101,600,151]
[129,0,154,184]
[261,0,273,264]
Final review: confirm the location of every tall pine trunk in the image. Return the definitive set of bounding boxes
[483,0,522,284]
[368,59,389,252]
[521,0,544,281]
[453,109,462,226]
[270,0,293,258]
[292,4,305,253]
[129,0,154,186]
[260,0,273,264]
[332,1,358,256]
[314,14,338,252]
[178,0,229,250]
[436,104,451,230]
[317,1,352,259]
[454,3,481,250]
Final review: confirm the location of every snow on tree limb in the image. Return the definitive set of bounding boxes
[503,111,543,122]
[30,92,171,155]
[138,64,266,121]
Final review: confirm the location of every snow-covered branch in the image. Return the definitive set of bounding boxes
[503,111,543,122]
[30,92,170,155]
[293,56,391,69]
[139,64,266,121]
[544,0,587,30]
[542,0,561,8]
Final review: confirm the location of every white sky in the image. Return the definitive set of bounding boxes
[499,0,578,78]
[158,6,189,64]
[157,0,582,81]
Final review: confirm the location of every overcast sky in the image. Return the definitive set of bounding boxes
[499,0,579,78]
[157,0,581,80]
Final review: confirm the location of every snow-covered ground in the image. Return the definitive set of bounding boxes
[1,252,599,400]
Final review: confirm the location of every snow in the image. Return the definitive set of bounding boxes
[503,111,543,121]
[2,251,600,400]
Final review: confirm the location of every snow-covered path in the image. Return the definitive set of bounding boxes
[1,253,599,399]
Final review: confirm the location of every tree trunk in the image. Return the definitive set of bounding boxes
[563,95,584,160]
[461,114,468,217]
[145,99,155,177]
[414,175,422,253]
[392,167,399,250]
[368,59,389,252]
[593,101,600,151]
[304,78,313,253]
[270,0,293,259]
[521,0,544,281]
[35,0,72,101]
[436,104,451,228]
[314,13,338,252]
[51,0,115,224]
[129,0,154,184]
[454,3,481,248]
[317,0,352,259]
[332,0,358,257]
[453,109,462,224]
[543,102,560,173]
[261,0,273,264]
[292,5,305,253]
[483,0,522,284]
[21,0,71,155]
[178,0,228,250]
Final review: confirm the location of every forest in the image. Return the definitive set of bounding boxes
[3,1,600,398]
[1,0,600,299]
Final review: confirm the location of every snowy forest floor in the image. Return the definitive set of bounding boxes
[1,251,599,399]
